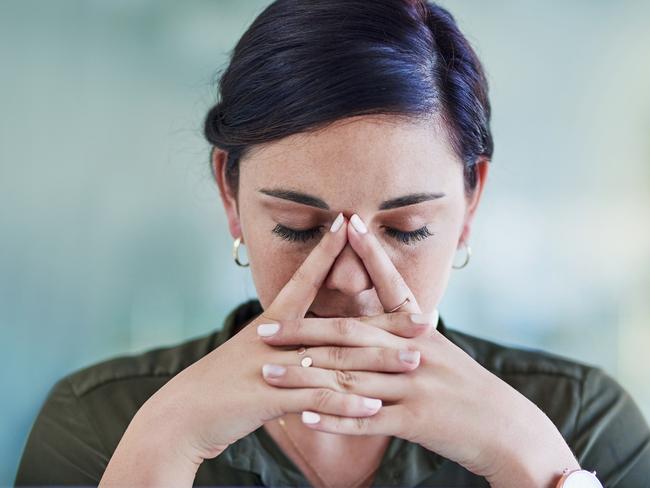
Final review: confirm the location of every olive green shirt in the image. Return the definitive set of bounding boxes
[14,299,650,487]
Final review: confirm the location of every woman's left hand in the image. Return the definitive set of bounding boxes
[258,217,580,486]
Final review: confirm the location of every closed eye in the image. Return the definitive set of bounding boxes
[272,224,325,243]
[382,225,434,245]
[272,224,434,246]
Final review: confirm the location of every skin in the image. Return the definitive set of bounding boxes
[215,114,579,487]
[221,113,478,487]
[99,113,580,488]
[223,114,479,317]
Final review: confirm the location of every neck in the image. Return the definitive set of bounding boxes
[275,412,388,453]
[264,411,392,488]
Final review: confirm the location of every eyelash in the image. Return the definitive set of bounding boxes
[272,224,434,246]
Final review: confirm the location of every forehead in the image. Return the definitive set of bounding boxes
[239,114,463,208]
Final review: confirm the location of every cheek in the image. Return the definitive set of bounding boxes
[389,236,457,312]
[245,234,311,310]
[392,245,444,287]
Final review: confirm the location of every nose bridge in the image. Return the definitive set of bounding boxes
[324,243,373,295]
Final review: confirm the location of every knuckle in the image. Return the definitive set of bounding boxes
[328,346,348,365]
[341,395,360,417]
[388,273,405,291]
[334,317,355,337]
[354,416,371,433]
[312,388,333,411]
[335,369,357,391]
[377,348,391,369]
[290,267,319,292]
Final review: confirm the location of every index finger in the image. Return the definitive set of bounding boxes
[265,212,347,320]
[347,214,422,315]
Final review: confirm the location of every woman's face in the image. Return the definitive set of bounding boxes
[214,115,488,317]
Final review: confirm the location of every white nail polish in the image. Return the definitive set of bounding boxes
[350,214,367,234]
[399,350,420,365]
[257,323,280,336]
[302,411,321,424]
[410,310,439,328]
[262,364,286,378]
[363,397,382,410]
[330,212,344,232]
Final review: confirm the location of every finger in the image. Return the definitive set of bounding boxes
[261,364,411,402]
[347,214,421,314]
[288,345,421,371]
[280,386,383,418]
[300,405,403,437]
[355,310,439,338]
[257,316,406,348]
[265,212,347,320]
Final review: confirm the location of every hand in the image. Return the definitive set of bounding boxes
[114,213,395,468]
[259,214,579,485]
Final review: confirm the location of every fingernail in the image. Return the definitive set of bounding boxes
[350,214,367,234]
[399,350,420,365]
[410,310,439,328]
[257,323,280,336]
[262,364,286,378]
[330,212,344,232]
[362,397,382,410]
[302,411,321,424]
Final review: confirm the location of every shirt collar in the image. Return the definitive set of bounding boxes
[217,298,450,487]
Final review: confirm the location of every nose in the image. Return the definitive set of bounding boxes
[323,243,373,296]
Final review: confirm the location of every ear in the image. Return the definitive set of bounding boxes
[459,157,489,245]
[212,148,243,240]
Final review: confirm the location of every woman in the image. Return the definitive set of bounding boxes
[14,0,649,487]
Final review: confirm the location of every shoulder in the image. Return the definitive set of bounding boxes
[61,298,262,399]
[14,330,223,486]
[64,329,221,398]
[443,325,610,424]
[443,325,650,485]
[443,326,594,381]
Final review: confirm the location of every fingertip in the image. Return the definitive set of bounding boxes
[326,214,349,250]
[329,212,345,233]
[257,323,280,337]
[399,349,421,367]
[350,214,368,234]
[302,411,321,424]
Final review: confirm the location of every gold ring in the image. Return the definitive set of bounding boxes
[297,346,312,367]
[386,296,410,313]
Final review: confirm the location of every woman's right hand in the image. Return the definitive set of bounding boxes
[100,213,409,486]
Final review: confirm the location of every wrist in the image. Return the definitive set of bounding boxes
[99,403,203,487]
[487,453,580,488]
[486,406,581,488]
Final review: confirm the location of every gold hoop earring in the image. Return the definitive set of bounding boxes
[452,241,471,269]
[232,236,250,267]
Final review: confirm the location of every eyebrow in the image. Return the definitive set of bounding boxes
[258,187,446,210]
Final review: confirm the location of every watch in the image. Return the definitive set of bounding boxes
[554,469,604,487]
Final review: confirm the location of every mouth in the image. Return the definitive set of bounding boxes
[306,310,331,318]
[306,310,368,318]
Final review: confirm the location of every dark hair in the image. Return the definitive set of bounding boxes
[204,0,493,200]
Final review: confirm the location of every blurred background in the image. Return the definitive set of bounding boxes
[1,0,649,484]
